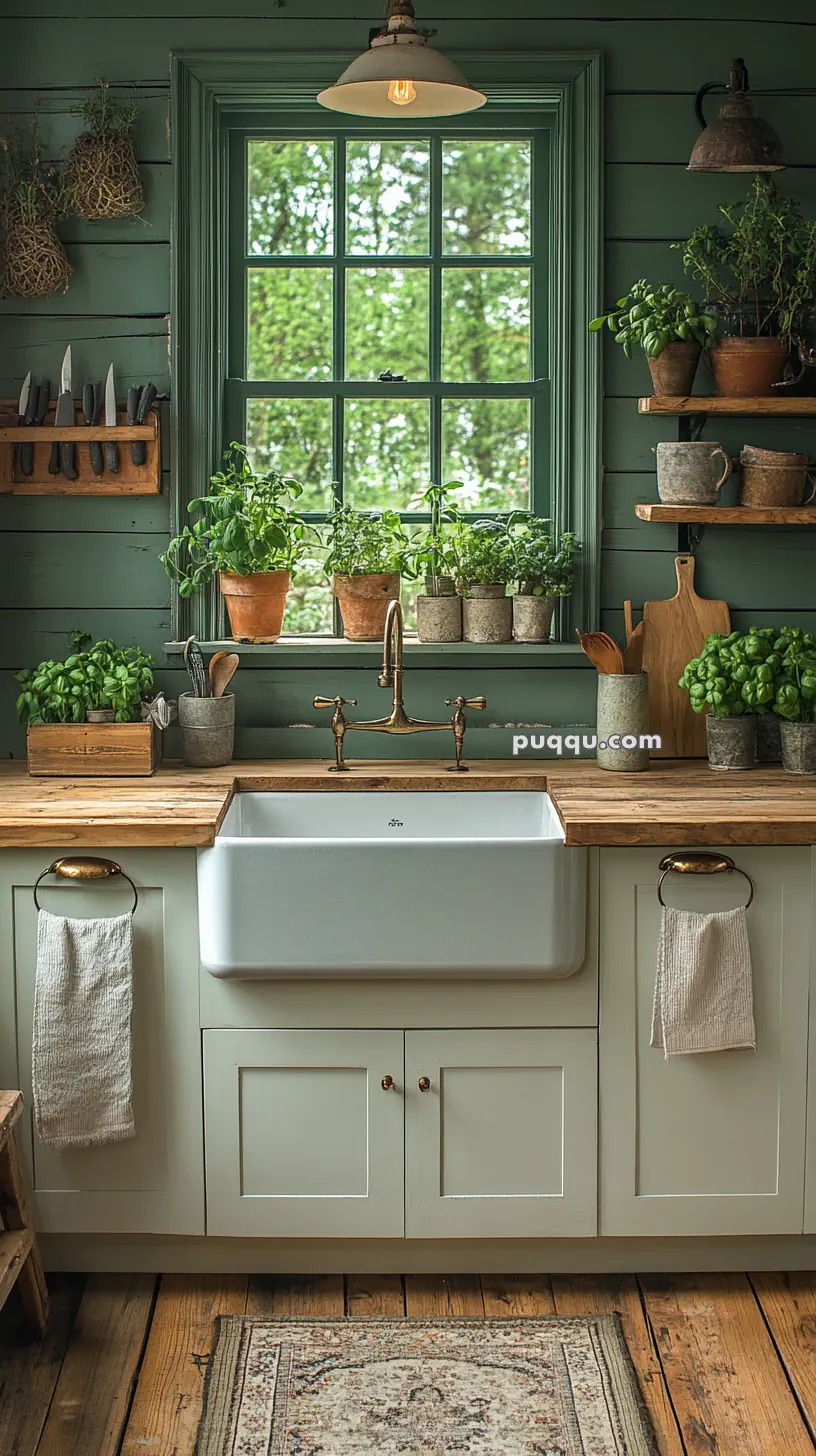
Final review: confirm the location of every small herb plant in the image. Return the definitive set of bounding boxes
[453,519,515,591]
[161,443,313,598]
[16,632,154,726]
[673,176,816,342]
[771,627,816,722]
[589,279,716,359]
[71,82,139,137]
[406,481,462,592]
[323,505,411,577]
[0,118,67,226]
[509,515,581,597]
[679,628,786,718]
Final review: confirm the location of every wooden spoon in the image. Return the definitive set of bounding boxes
[577,630,625,674]
[208,650,228,695]
[211,652,239,697]
[622,619,645,673]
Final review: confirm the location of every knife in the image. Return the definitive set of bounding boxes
[25,380,50,478]
[127,386,140,465]
[56,345,76,481]
[83,381,104,476]
[132,382,156,466]
[104,363,119,474]
[14,372,32,479]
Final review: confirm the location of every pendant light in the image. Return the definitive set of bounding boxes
[688,58,786,173]
[317,0,486,118]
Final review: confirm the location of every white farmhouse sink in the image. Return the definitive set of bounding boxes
[197,791,586,979]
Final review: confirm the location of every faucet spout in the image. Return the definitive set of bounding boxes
[378,597,403,689]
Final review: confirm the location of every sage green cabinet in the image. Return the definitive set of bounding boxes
[0,848,204,1236]
[599,847,811,1237]
[404,1029,597,1238]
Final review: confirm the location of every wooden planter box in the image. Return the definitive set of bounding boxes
[27,722,161,777]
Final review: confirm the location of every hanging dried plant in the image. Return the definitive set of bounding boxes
[65,81,144,221]
[0,119,71,299]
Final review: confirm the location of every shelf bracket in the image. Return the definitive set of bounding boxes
[678,522,706,554]
[678,412,708,443]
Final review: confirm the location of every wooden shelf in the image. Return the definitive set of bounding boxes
[638,396,816,416]
[635,504,816,525]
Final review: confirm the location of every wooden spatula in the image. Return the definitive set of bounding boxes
[622,619,645,673]
[211,652,239,698]
[577,631,625,674]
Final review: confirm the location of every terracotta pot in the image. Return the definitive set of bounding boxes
[709,337,788,397]
[219,570,290,642]
[647,342,701,397]
[333,572,400,641]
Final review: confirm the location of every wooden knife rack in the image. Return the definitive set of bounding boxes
[0,399,161,495]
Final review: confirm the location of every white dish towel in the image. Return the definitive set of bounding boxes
[32,909,136,1148]
[651,905,756,1058]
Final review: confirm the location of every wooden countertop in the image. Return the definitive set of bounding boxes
[0,759,815,848]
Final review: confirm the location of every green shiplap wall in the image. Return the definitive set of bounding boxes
[2,2,816,758]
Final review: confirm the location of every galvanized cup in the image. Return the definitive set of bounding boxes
[178,691,235,768]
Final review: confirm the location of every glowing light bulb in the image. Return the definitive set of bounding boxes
[388,78,417,106]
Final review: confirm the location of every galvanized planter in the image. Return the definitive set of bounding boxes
[596,672,650,773]
[512,594,556,643]
[462,584,512,644]
[705,713,756,771]
[755,713,782,763]
[780,720,816,775]
[416,593,462,642]
[178,691,235,768]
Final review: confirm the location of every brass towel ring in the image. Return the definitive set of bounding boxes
[33,857,138,915]
[657,851,753,909]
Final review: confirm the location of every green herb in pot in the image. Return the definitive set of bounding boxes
[589,279,716,359]
[508,514,581,597]
[453,518,515,592]
[323,505,411,577]
[16,631,154,725]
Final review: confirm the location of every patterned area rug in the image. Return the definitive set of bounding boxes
[196,1315,658,1455]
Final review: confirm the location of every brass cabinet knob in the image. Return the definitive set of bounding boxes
[418,1076,431,1093]
[381,1075,394,1091]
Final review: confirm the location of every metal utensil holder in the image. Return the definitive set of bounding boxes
[33,856,138,914]
[657,851,754,908]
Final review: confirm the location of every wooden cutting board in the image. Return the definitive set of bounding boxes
[642,555,730,758]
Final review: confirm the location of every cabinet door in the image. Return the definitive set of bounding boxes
[0,848,204,1236]
[405,1029,597,1238]
[600,847,811,1237]
[204,1029,404,1237]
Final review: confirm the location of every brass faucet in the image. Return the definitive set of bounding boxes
[314,599,486,772]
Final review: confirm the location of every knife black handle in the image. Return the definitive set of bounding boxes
[48,441,61,476]
[60,440,77,480]
[83,383,104,476]
[127,386,141,467]
[106,441,119,474]
[132,383,156,467]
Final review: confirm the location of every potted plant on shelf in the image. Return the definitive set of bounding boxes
[408,481,463,643]
[508,515,581,643]
[65,82,144,221]
[589,279,716,396]
[323,505,410,641]
[673,176,816,396]
[678,630,763,770]
[454,519,514,644]
[772,628,816,774]
[161,443,312,643]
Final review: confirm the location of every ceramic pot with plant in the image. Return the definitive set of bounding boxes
[454,520,514,643]
[409,481,463,642]
[324,506,409,641]
[16,631,155,728]
[508,515,581,642]
[589,279,716,396]
[678,628,774,770]
[773,629,816,773]
[674,176,816,396]
[162,443,313,642]
[0,120,70,299]
[65,82,143,221]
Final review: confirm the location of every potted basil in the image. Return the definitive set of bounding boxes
[772,628,816,774]
[408,482,463,642]
[161,443,313,642]
[509,515,581,643]
[324,506,410,641]
[454,520,514,644]
[678,631,759,770]
[589,279,716,396]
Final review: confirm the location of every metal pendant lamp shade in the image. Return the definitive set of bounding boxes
[317,0,486,118]
[688,57,786,173]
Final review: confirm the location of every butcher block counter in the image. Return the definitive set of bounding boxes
[0,758,815,848]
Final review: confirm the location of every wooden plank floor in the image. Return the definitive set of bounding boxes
[0,1272,814,1454]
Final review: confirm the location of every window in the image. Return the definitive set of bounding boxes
[171,55,602,652]
[228,127,547,634]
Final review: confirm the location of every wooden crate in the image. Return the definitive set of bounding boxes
[27,722,161,777]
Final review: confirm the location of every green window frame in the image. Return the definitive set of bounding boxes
[170,51,602,659]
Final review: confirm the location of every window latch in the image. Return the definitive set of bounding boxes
[378,370,405,383]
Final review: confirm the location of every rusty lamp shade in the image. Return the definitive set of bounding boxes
[688,57,786,173]
[317,0,486,118]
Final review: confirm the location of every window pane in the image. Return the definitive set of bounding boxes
[346,140,430,255]
[285,548,333,635]
[344,398,431,509]
[248,140,334,256]
[248,268,333,380]
[442,140,531,255]
[442,398,531,510]
[442,268,530,382]
[345,268,430,381]
[246,398,334,512]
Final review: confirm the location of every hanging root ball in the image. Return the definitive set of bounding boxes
[65,132,144,221]
[1,218,71,299]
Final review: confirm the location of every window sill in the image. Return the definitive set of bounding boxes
[164,638,591,670]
